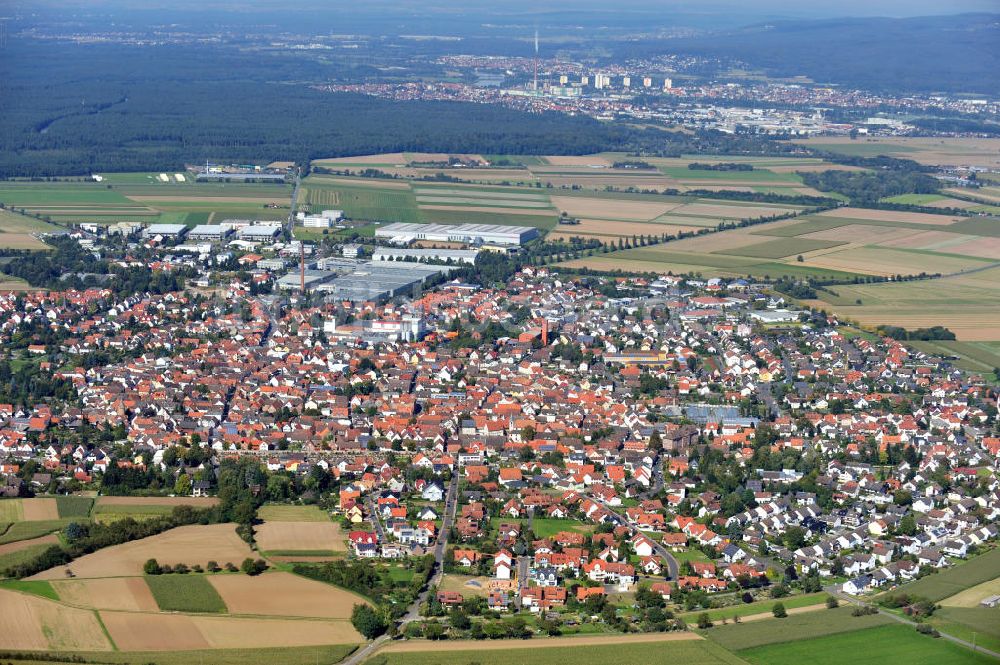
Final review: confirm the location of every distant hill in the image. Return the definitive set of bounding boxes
[658,13,1000,95]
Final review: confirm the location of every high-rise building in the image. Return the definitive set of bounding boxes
[643,77,653,88]
[622,76,631,88]
[581,75,590,86]
[559,74,568,85]
[664,78,673,90]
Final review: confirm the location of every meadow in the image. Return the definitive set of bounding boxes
[701,605,892,651]
[883,548,1000,603]
[738,624,994,665]
[679,592,828,623]
[146,574,228,613]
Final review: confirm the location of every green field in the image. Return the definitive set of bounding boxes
[0,579,59,600]
[0,543,57,574]
[739,624,993,665]
[0,500,24,522]
[145,574,228,613]
[792,142,921,157]
[659,166,801,184]
[909,341,1000,374]
[303,181,421,224]
[367,639,748,665]
[885,548,1000,603]
[0,519,71,545]
[882,194,948,205]
[680,593,828,623]
[257,504,332,522]
[716,237,845,259]
[55,496,94,519]
[528,518,593,539]
[702,605,893,651]
[92,503,174,518]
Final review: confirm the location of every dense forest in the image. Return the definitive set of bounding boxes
[0,40,810,178]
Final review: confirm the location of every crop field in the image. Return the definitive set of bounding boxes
[738,623,992,665]
[909,341,1000,374]
[371,633,739,665]
[52,577,159,612]
[940,577,1000,608]
[805,266,1000,341]
[208,571,366,618]
[0,541,59,573]
[257,504,331,521]
[792,136,1000,168]
[0,588,112,651]
[55,496,94,519]
[30,524,254,580]
[884,548,1000,603]
[146,574,228,613]
[929,606,1000,654]
[255,521,347,554]
[702,605,892,652]
[0,519,73,545]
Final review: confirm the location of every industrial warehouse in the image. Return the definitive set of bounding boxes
[277,260,452,301]
[374,222,538,246]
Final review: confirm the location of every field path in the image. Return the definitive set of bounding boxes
[378,631,701,653]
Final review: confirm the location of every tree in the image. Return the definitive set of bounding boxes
[697,612,713,629]
[240,558,267,576]
[898,514,917,536]
[143,558,161,575]
[174,473,192,496]
[826,596,839,609]
[423,621,446,640]
[449,608,471,630]
[351,604,388,640]
[772,602,787,618]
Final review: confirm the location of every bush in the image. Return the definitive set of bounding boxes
[224,562,238,572]
[697,613,713,629]
[772,602,787,618]
[916,624,940,637]
[240,558,267,576]
[826,596,839,609]
[206,561,220,572]
[143,558,162,575]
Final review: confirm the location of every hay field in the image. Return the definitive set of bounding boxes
[21,498,59,520]
[257,504,331,522]
[52,577,159,611]
[0,588,112,651]
[940,577,1000,608]
[543,155,613,167]
[255,521,347,553]
[550,195,681,221]
[208,571,366,618]
[102,611,362,651]
[30,524,253,580]
[814,207,963,225]
[314,153,408,166]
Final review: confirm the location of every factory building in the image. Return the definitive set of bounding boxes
[299,209,344,228]
[237,225,282,242]
[143,223,188,239]
[188,225,232,241]
[371,247,479,264]
[375,223,537,246]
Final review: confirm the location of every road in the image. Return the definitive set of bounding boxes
[596,499,679,582]
[364,494,387,542]
[518,508,534,595]
[827,585,1000,660]
[342,471,459,665]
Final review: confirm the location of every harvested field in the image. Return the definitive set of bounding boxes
[257,504,331,522]
[793,136,1000,168]
[538,175,677,190]
[415,195,550,208]
[550,195,681,221]
[315,153,408,165]
[95,496,219,508]
[542,155,613,167]
[670,202,800,218]
[21,498,59,521]
[0,233,49,250]
[208,571,367,618]
[52,577,159,611]
[715,237,845,259]
[30,524,253,580]
[255,521,346,553]
[418,204,553,216]
[304,175,411,189]
[799,223,917,244]
[803,246,988,276]
[940,577,1000,608]
[0,588,112,651]
[102,611,362,650]
[816,207,962,225]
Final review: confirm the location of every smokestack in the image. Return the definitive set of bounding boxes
[300,241,305,294]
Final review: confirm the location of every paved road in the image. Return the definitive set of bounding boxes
[342,472,459,665]
[518,508,534,594]
[827,585,1000,660]
[596,499,679,582]
[365,494,387,542]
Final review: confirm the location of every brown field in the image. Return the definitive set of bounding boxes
[801,223,913,244]
[0,233,49,250]
[948,187,1000,204]
[940,578,1000,608]
[404,152,486,164]
[208,571,367,618]
[102,611,361,651]
[374,168,533,183]
[550,195,681,221]
[0,588,112,651]
[538,175,677,190]
[0,534,58,557]
[21,497,59,520]
[543,155,613,167]
[94,496,220,508]
[671,202,799,218]
[549,220,702,241]
[305,175,412,189]
[379,631,699,653]
[926,197,981,210]
[53,577,159,612]
[0,278,38,291]
[815,207,962,225]
[560,255,720,276]
[315,153,408,165]
[439,574,492,598]
[767,163,866,173]
[255,521,346,553]
[804,246,986,276]
[30,524,253,580]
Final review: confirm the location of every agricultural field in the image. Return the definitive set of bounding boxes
[791,136,1000,168]
[146,574,228,613]
[0,208,60,250]
[804,266,1000,341]
[369,633,742,665]
[737,623,994,665]
[255,503,346,556]
[52,576,160,612]
[909,341,1000,374]
[208,571,367,618]
[29,523,254,580]
[679,592,828,624]
[701,605,892,652]
[0,178,291,227]
[0,588,113,651]
[883,548,1000,604]
[529,517,595,539]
